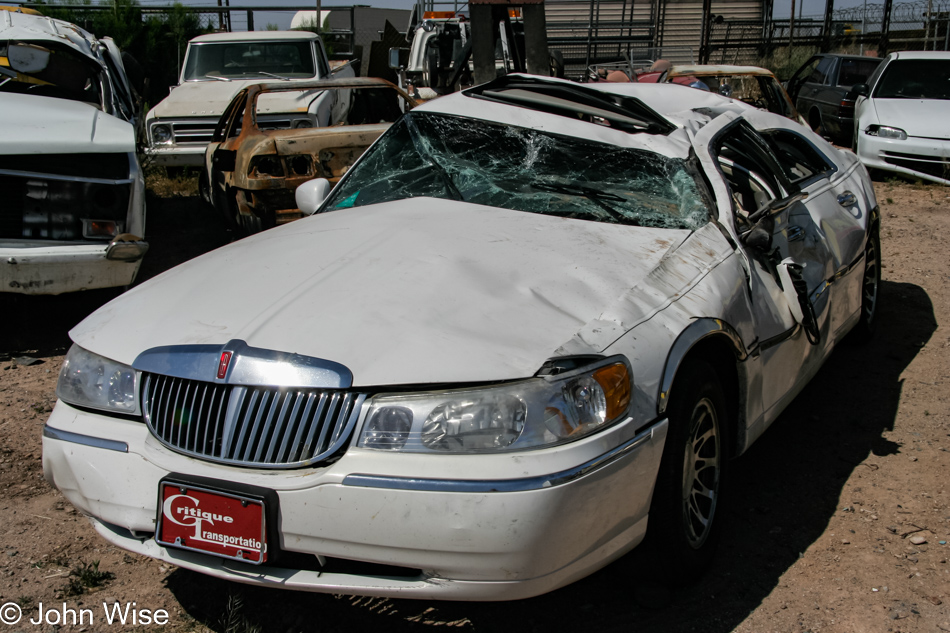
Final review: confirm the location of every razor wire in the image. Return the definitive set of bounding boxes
[834,0,950,25]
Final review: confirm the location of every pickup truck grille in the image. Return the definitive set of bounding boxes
[166,117,296,145]
[142,373,365,468]
[170,122,216,145]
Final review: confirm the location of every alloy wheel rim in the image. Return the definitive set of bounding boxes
[681,397,721,549]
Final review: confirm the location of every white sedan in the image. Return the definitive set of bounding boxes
[43,76,879,601]
[853,50,950,184]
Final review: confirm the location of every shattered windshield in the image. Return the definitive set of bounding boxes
[183,41,317,81]
[322,113,711,229]
[0,42,105,109]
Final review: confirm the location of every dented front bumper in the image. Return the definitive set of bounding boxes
[43,399,668,600]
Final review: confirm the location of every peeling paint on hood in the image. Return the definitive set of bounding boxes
[149,81,323,119]
[0,93,135,154]
[72,198,693,387]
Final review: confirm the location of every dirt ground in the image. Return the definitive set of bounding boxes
[0,177,948,633]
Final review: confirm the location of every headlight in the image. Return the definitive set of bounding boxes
[151,124,172,144]
[865,125,907,140]
[56,345,140,415]
[358,360,631,453]
[293,119,314,129]
[250,155,283,177]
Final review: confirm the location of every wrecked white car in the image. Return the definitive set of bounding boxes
[44,75,878,600]
[0,10,146,295]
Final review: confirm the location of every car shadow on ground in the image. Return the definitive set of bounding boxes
[0,193,229,358]
[164,278,936,632]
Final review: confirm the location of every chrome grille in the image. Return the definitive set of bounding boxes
[170,122,216,145]
[142,373,364,468]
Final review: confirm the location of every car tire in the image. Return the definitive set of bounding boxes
[644,359,730,583]
[849,223,881,343]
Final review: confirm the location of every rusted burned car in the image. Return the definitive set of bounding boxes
[0,10,146,295]
[204,77,416,234]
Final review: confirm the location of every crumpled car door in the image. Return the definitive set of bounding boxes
[749,110,871,339]
[692,110,835,417]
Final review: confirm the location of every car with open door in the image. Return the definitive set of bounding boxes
[44,75,879,600]
[786,53,882,146]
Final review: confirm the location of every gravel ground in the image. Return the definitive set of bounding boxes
[0,178,948,633]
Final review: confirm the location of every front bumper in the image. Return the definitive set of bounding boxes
[145,144,207,168]
[858,131,950,185]
[1,239,147,295]
[43,401,667,601]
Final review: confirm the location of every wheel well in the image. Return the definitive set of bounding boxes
[678,336,741,455]
[809,107,823,129]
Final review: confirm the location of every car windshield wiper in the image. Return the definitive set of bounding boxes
[189,75,231,82]
[252,71,291,81]
[530,181,627,222]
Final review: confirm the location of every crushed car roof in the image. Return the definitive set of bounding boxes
[0,9,100,59]
[418,75,752,159]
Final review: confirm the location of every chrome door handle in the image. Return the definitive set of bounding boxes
[788,225,806,242]
[837,191,857,207]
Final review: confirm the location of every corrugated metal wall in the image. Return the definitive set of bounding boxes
[706,1,767,64]
[544,0,765,76]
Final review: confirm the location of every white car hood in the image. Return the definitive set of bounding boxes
[0,93,135,154]
[72,198,690,387]
[869,98,950,138]
[150,80,322,119]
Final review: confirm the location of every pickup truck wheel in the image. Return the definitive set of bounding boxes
[645,359,729,583]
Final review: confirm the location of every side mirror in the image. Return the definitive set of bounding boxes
[388,47,401,70]
[851,83,870,98]
[295,178,332,215]
[8,43,50,74]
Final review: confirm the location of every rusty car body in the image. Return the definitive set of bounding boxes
[204,77,416,234]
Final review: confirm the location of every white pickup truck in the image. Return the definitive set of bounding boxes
[145,30,354,167]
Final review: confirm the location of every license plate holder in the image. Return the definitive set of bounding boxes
[156,481,267,564]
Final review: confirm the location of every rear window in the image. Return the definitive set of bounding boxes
[837,58,881,86]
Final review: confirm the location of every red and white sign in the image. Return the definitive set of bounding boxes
[157,484,267,564]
